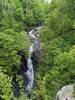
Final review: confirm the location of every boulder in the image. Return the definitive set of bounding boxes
[56,85,75,100]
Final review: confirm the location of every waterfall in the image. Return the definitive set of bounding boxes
[25,27,41,97]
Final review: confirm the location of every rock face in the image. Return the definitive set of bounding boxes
[56,85,75,100]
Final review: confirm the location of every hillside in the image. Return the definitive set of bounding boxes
[0,0,75,100]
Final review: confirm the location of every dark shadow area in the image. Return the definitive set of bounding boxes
[12,76,20,98]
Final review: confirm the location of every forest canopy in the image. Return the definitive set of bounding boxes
[0,0,75,100]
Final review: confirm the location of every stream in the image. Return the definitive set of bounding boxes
[25,26,42,97]
[11,26,42,99]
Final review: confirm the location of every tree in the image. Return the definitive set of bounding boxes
[0,71,12,100]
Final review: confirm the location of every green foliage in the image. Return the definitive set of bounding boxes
[38,0,75,100]
[0,70,12,100]
[22,0,46,28]
[44,45,75,99]
[0,29,29,75]
[0,0,75,100]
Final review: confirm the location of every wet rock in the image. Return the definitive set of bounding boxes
[32,50,41,64]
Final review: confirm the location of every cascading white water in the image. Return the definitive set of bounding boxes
[25,27,41,96]
[25,45,34,95]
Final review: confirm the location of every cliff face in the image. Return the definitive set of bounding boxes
[56,85,75,100]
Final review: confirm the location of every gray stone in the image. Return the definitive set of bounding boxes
[56,85,75,100]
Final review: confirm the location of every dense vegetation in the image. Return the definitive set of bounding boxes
[0,0,75,100]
